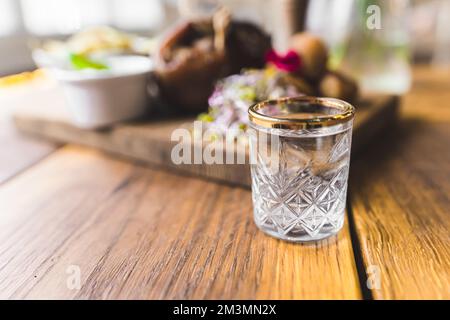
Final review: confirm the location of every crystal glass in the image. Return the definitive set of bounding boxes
[248,97,355,242]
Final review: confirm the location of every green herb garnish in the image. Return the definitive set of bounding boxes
[238,123,247,131]
[238,87,256,101]
[69,53,109,70]
[198,113,214,122]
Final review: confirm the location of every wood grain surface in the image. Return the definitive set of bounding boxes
[402,66,450,122]
[13,94,398,187]
[0,66,448,300]
[0,87,58,184]
[348,66,450,299]
[0,120,56,184]
[0,146,361,299]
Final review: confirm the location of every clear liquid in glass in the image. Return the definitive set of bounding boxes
[250,122,352,242]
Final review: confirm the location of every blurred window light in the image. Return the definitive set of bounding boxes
[0,0,18,36]
[77,0,111,27]
[21,0,83,35]
[20,0,165,36]
[111,0,165,30]
[306,0,354,46]
[433,0,450,66]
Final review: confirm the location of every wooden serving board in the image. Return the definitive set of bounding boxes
[13,93,399,187]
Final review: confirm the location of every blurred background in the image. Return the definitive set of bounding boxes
[0,0,449,80]
[0,1,448,301]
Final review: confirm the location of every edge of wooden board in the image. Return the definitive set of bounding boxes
[13,95,399,188]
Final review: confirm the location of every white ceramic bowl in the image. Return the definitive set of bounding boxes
[47,55,153,129]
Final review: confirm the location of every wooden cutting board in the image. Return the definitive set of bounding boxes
[13,92,399,187]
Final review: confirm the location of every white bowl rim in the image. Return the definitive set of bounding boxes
[49,55,153,83]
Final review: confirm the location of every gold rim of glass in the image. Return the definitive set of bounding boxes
[248,96,355,130]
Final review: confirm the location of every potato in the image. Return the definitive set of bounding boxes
[290,32,329,82]
[280,73,316,96]
[319,71,358,103]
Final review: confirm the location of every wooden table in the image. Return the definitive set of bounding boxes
[0,66,449,300]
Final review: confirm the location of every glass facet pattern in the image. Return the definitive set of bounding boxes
[249,100,354,242]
